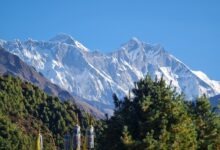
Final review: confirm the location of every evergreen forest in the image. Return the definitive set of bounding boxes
[0,75,219,149]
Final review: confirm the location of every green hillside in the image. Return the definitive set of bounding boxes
[0,75,96,149]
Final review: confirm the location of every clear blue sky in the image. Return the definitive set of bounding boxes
[0,0,219,80]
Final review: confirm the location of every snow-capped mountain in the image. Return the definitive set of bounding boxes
[1,34,220,113]
[0,47,104,118]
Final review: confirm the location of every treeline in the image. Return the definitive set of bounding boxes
[96,75,220,150]
[0,75,97,149]
[1,74,220,150]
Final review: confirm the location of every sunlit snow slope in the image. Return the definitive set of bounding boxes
[1,34,220,113]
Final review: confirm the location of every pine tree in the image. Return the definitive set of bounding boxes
[121,126,134,149]
[188,95,220,149]
[99,75,198,149]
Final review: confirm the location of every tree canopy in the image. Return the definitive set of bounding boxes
[0,75,96,149]
[97,75,220,150]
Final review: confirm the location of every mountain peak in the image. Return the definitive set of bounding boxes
[49,33,75,44]
[121,37,143,51]
[49,33,89,52]
[130,37,141,43]
[128,37,142,45]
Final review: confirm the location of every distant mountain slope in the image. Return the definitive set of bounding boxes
[1,34,220,113]
[210,94,220,107]
[0,48,104,118]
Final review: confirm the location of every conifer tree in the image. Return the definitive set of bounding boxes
[121,126,134,150]
[187,95,220,149]
[99,75,198,149]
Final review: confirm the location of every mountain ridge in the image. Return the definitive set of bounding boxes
[1,34,219,113]
[0,47,104,118]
